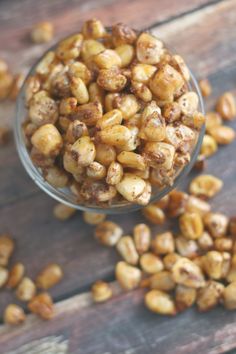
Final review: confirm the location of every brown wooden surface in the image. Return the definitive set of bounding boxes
[0,0,236,353]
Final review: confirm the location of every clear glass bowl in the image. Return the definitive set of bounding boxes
[14,36,205,214]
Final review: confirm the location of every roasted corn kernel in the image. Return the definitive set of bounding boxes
[36,264,63,290]
[95,221,123,246]
[179,212,203,240]
[83,211,106,225]
[133,223,151,255]
[203,212,229,238]
[136,33,163,65]
[152,232,175,255]
[189,174,223,198]
[4,304,26,325]
[28,292,54,319]
[209,126,235,145]
[31,124,63,156]
[106,161,123,185]
[196,280,224,312]
[199,79,212,97]
[202,251,224,279]
[91,280,112,302]
[145,290,176,315]
[149,270,175,291]
[0,234,14,266]
[115,261,141,290]
[172,257,205,288]
[175,285,196,311]
[0,266,9,287]
[200,134,218,157]
[116,236,139,265]
[163,253,181,271]
[216,92,236,121]
[143,204,166,225]
[6,263,25,289]
[16,277,36,301]
[175,236,199,258]
[31,21,54,43]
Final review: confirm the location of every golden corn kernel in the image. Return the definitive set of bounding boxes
[63,149,85,175]
[189,174,223,198]
[203,212,229,238]
[135,181,151,206]
[136,32,163,65]
[71,136,96,166]
[179,212,203,240]
[29,91,58,126]
[112,23,137,46]
[88,82,105,104]
[149,271,175,291]
[95,221,123,246]
[97,125,131,147]
[0,234,14,266]
[80,180,117,203]
[178,92,199,116]
[81,39,105,63]
[35,51,55,76]
[75,101,103,126]
[83,211,106,225]
[91,280,112,303]
[118,126,140,152]
[175,285,196,311]
[186,195,211,216]
[144,142,175,170]
[205,112,222,133]
[143,205,166,225]
[199,78,212,97]
[116,236,139,265]
[56,34,83,61]
[53,203,76,221]
[70,77,89,104]
[210,126,235,145]
[104,92,120,112]
[216,92,236,121]
[152,232,175,255]
[28,292,54,320]
[82,19,106,39]
[4,304,26,325]
[31,124,63,156]
[116,173,146,202]
[131,81,153,103]
[165,124,195,151]
[96,109,123,130]
[115,44,134,67]
[6,263,25,289]
[223,282,236,310]
[36,264,63,290]
[133,224,151,255]
[95,143,116,166]
[163,253,181,271]
[65,120,88,144]
[139,101,166,141]
[16,277,36,301]
[200,134,218,157]
[197,231,214,251]
[131,64,157,84]
[172,257,205,288]
[9,73,25,100]
[214,238,233,252]
[115,261,141,290]
[117,151,146,171]
[202,251,223,279]
[0,267,9,287]
[172,55,190,82]
[197,281,224,312]
[149,64,184,101]
[68,61,92,85]
[43,166,69,188]
[140,253,164,274]
[167,190,189,218]
[175,236,199,258]
[163,102,181,123]
[97,68,127,92]
[93,49,121,69]
[114,94,140,120]
[106,161,123,185]
[87,161,106,179]
[31,21,54,43]
[145,290,176,315]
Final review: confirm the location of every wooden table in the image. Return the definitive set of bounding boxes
[0,0,236,353]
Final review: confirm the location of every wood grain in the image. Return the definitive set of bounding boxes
[1,285,236,354]
[0,0,236,352]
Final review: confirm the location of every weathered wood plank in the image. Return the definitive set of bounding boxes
[1,285,236,354]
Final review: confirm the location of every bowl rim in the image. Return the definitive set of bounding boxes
[14,33,205,214]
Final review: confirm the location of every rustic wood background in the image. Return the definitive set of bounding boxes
[0,0,236,353]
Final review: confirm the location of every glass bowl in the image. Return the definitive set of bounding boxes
[14,35,205,214]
